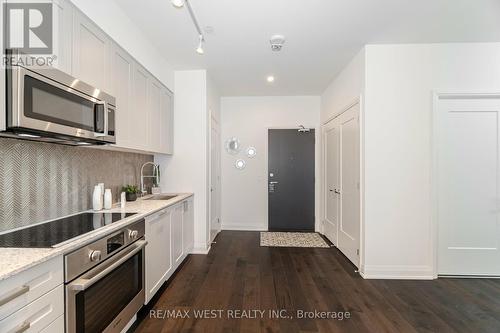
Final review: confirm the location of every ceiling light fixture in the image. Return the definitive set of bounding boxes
[267,75,275,83]
[196,35,204,55]
[172,0,206,55]
[171,0,184,8]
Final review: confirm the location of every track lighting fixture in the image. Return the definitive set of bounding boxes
[171,0,206,55]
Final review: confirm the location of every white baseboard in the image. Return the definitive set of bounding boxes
[191,243,211,254]
[221,223,267,231]
[361,265,434,280]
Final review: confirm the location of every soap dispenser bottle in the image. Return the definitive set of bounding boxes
[93,185,103,211]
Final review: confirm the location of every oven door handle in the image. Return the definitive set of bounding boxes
[69,240,147,291]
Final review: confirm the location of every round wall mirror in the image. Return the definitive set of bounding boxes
[225,137,241,155]
[235,159,246,170]
[246,147,257,158]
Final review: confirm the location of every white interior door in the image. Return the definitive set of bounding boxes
[210,117,221,242]
[322,103,360,267]
[437,97,500,276]
[323,121,340,245]
[337,104,361,267]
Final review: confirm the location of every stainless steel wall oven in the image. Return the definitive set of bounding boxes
[65,220,146,333]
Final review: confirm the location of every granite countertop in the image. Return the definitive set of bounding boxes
[0,193,193,281]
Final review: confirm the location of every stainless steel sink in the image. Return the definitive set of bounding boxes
[144,194,178,201]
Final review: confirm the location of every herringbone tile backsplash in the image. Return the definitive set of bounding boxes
[0,138,153,232]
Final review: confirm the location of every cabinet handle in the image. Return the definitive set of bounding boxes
[15,321,30,333]
[0,285,30,307]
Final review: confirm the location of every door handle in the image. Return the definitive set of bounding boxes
[269,181,279,184]
[69,240,147,291]
[94,101,108,137]
[334,189,341,194]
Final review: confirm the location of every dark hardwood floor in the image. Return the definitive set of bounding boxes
[132,231,500,333]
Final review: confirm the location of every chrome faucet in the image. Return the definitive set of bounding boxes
[140,162,160,196]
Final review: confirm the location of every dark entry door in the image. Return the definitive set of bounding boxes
[268,129,315,231]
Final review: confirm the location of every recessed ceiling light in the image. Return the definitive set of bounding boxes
[171,0,184,8]
[267,76,275,83]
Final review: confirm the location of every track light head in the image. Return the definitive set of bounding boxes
[196,35,204,55]
[171,0,184,8]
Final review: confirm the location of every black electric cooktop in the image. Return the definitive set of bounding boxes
[0,212,137,248]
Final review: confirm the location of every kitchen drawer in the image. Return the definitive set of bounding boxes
[40,314,64,333]
[0,256,63,320]
[0,284,64,333]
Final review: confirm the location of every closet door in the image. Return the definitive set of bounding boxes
[323,103,361,268]
[337,103,361,268]
[323,120,340,245]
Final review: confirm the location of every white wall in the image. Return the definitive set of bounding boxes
[363,43,500,279]
[321,49,365,122]
[155,70,210,253]
[220,96,321,231]
[71,0,174,90]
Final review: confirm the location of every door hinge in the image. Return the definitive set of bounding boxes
[356,249,360,256]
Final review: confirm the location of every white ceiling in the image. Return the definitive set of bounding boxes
[116,0,500,96]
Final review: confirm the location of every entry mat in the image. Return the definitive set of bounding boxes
[260,232,330,248]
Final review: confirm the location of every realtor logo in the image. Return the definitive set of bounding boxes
[3,3,53,54]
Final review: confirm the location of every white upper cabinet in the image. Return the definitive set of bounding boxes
[132,63,150,151]
[148,78,162,152]
[109,44,135,149]
[160,87,174,154]
[1,1,174,154]
[72,9,110,92]
[51,0,73,74]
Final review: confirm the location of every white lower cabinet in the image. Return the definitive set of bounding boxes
[0,284,64,333]
[172,204,184,266]
[144,197,194,303]
[40,314,64,333]
[0,256,63,321]
[145,208,172,304]
[183,198,194,254]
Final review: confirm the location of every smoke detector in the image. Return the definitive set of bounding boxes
[270,35,286,52]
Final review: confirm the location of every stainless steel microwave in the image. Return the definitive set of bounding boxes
[3,50,116,145]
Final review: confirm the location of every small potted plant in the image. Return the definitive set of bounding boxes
[122,185,140,202]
